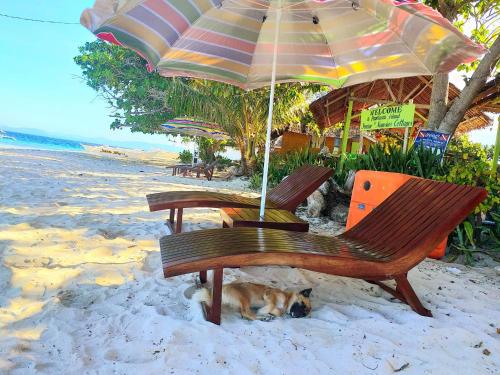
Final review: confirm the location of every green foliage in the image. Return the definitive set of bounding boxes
[215,155,233,171]
[196,138,226,163]
[74,40,321,173]
[326,135,498,264]
[432,135,499,264]
[449,214,500,265]
[333,144,444,186]
[437,136,498,214]
[177,150,193,164]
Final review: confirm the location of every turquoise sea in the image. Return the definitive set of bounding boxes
[0,129,240,159]
[0,130,94,152]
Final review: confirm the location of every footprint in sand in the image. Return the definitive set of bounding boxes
[57,289,98,309]
[105,349,120,361]
[155,305,168,316]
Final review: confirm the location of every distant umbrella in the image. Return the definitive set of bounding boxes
[161,118,229,141]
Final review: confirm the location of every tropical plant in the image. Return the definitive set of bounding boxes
[215,155,233,171]
[333,144,444,187]
[177,150,193,164]
[448,215,500,265]
[195,138,227,164]
[437,135,499,213]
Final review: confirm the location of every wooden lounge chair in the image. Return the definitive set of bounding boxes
[147,164,333,233]
[158,178,487,324]
[166,163,191,176]
[178,161,217,181]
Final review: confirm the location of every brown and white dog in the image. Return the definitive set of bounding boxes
[194,282,312,320]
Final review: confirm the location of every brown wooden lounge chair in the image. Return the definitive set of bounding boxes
[158,178,487,324]
[147,164,333,233]
[166,163,191,176]
[178,161,217,181]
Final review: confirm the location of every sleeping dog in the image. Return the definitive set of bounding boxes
[194,282,312,320]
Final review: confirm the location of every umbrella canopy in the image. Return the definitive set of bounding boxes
[81,0,484,90]
[81,0,484,217]
[161,118,229,141]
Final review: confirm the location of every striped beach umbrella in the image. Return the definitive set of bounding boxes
[81,0,484,217]
[161,118,230,141]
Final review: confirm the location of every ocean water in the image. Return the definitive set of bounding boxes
[0,129,241,159]
[0,130,91,152]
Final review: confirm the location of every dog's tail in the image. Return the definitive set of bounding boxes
[192,287,212,307]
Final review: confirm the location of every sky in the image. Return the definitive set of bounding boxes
[0,0,183,149]
[0,1,496,148]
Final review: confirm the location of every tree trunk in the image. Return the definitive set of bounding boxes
[437,35,500,135]
[427,73,449,130]
[239,144,249,175]
[238,138,257,176]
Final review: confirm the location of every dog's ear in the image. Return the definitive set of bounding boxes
[299,288,312,298]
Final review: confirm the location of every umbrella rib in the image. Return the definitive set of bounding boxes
[360,6,432,76]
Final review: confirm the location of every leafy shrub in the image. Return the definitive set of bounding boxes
[197,137,227,163]
[215,155,233,170]
[434,136,499,264]
[438,136,499,213]
[333,144,443,187]
[178,150,193,164]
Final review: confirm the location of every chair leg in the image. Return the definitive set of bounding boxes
[199,270,207,284]
[208,268,223,325]
[175,208,183,233]
[394,275,432,317]
[169,208,175,224]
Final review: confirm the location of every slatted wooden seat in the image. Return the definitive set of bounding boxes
[159,178,487,324]
[147,164,333,233]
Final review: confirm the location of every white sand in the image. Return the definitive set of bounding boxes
[83,145,180,167]
[0,147,498,375]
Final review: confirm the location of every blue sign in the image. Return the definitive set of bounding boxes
[413,129,451,159]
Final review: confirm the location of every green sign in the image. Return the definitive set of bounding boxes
[361,103,415,131]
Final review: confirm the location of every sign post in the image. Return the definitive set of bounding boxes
[413,129,451,160]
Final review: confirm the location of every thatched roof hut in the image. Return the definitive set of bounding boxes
[310,76,498,136]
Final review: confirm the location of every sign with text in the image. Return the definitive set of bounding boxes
[413,129,451,158]
[360,104,415,131]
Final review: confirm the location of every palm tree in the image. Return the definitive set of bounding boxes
[75,41,316,174]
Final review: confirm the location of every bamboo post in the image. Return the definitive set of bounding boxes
[403,99,414,153]
[403,127,409,153]
[492,117,500,177]
[340,100,354,168]
[359,130,364,154]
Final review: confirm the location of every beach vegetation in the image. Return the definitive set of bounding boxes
[196,137,227,164]
[177,150,193,164]
[74,41,320,174]
[253,135,498,264]
[215,156,233,171]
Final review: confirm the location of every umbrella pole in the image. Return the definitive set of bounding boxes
[492,116,500,177]
[259,5,282,219]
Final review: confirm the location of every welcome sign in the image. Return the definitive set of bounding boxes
[361,103,415,131]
